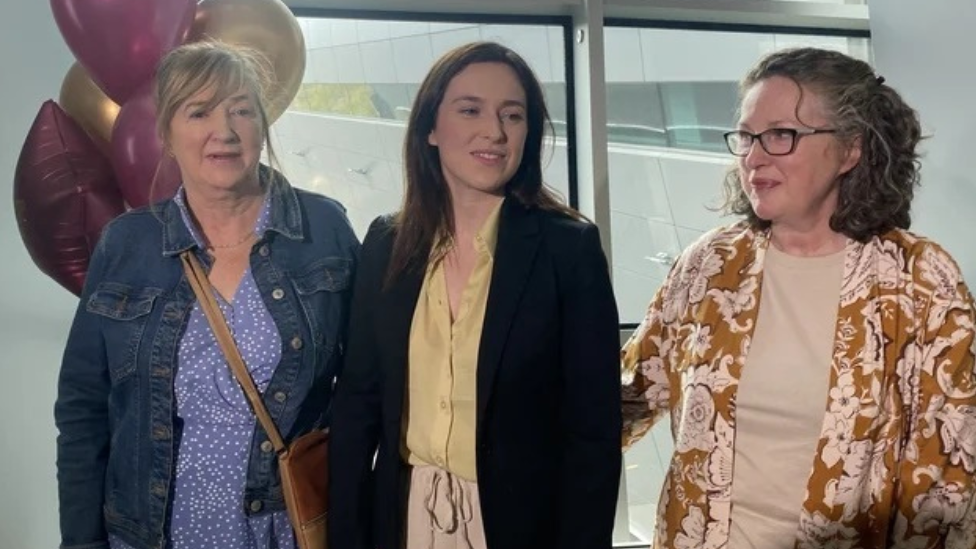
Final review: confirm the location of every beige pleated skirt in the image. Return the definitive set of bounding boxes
[404,465,488,549]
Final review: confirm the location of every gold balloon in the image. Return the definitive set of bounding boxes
[190,0,306,123]
[59,62,121,149]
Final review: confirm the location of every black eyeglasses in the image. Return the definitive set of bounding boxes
[723,127,838,157]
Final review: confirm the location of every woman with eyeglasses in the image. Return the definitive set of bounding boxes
[621,47,976,548]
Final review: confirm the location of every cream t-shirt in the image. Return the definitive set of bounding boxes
[728,244,845,548]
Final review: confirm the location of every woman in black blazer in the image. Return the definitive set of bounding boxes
[328,41,621,549]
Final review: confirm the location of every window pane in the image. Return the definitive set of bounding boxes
[277,18,571,239]
[607,26,870,544]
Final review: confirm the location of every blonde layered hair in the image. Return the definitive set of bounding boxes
[154,41,282,182]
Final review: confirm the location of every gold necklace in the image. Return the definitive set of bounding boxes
[207,231,256,250]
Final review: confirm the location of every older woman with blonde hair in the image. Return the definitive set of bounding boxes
[55,41,358,549]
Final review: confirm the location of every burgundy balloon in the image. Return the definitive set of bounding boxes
[50,0,197,105]
[110,85,182,208]
[14,100,126,295]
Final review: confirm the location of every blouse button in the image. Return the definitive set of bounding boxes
[272,288,285,300]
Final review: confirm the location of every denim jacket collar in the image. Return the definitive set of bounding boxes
[160,165,304,257]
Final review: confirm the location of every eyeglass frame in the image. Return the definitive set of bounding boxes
[722,127,838,157]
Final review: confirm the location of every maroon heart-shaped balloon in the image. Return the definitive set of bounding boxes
[14,100,126,295]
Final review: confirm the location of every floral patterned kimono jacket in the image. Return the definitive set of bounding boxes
[622,222,976,549]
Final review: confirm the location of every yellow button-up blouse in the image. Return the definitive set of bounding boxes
[402,201,502,482]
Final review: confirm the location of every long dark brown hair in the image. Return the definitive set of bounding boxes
[722,47,922,242]
[387,41,579,284]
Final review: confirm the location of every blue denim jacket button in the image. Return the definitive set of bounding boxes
[290,336,303,350]
[272,288,285,300]
[249,500,263,513]
[273,391,287,403]
[260,440,274,453]
[259,245,270,257]
[163,305,182,322]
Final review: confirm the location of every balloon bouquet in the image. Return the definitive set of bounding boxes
[14,0,306,295]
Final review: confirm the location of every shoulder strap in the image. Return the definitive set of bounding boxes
[180,251,287,454]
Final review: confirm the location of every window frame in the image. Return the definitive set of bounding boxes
[290,8,581,208]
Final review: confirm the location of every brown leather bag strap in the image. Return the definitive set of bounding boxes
[180,251,287,454]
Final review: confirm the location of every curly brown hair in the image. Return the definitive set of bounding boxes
[722,47,922,242]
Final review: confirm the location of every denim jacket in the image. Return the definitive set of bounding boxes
[55,171,359,549]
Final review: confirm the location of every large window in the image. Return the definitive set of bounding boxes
[277,16,571,237]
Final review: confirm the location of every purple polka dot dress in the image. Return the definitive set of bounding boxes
[110,189,295,549]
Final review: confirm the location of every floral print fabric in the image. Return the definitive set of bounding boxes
[622,222,976,548]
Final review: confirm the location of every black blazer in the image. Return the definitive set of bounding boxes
[328,199,622,549]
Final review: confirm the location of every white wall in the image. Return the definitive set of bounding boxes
[869,1,976,285]
[0,1,74,547]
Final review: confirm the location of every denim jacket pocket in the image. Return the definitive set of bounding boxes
[291,257,352,355]
[86,282,162,382]
[293,256,352,294]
